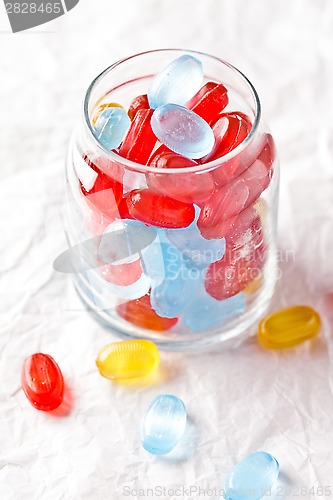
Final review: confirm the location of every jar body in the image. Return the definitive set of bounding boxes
[65,49,279,349]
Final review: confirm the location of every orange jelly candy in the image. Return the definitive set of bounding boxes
[258,306,321,348]
[116,292,178,331]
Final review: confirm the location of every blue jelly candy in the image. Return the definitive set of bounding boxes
[141,394,187,455]
[141,229,169,285]
[150,248,193,318]
[151,104,215,159]
[93,106,130,150]
[184,290,246,331]
[148,55,203,109]
[166,213,226,269]
[224,452,279,500]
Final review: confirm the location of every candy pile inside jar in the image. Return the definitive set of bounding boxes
[78,54,276,333]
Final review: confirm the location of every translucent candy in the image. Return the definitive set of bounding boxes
[187,81,228,124]
[205,208,266,299]
[91,102,124,127]
[93,106,130,150]
[123,188,195,229]
[116,292,178,331]
[240,159,271,209]
[22,353,64,411]
[88,267,151,302]
[148,54,203,109]
[80,154,123,220]
[203,112,252,163]
[95,339,160,380]
[147,149,215,204]
[166,211,226,269]
[197,179,250,240]
[141,394,187,455]
[118,109,156,164]
[151,104,215,159]
[258,306,321,348]
[128,94,150,121]
[149,243,192,318]
[224,452,279,500]
[184,291,246,331]
[99,259,142,287]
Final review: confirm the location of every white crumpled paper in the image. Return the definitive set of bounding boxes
[1,0,333,498]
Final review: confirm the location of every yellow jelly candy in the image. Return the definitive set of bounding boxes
[91,102,124,127]
[96,339,160,380]
[258,306,321,348]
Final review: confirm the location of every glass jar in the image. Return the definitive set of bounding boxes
[65,49,279,350]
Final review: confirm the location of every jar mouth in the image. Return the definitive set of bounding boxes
[83,48,261,174]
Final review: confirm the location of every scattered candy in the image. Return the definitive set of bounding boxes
[151,104,215,159]
[141,394,187,454]
[118,109,156,164]
[128,94,150,121]
[22,354,64,411]
[187,81,228,124]
[95,339,160,380]
[147,149,215,203]
[258,306,321,348]
[184,291,246,331]
[93,106,130,150]
[148,54,203,109]
[224,452,279,500]
[91,102,124,127]
[123,188,195,229]
[116,292,178,331]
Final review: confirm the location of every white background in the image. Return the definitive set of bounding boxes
[1,0,333,499]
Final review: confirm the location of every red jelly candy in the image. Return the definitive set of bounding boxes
[118,109,157,165]
[146,150,215,204]
[22,353,64,411]
[197,179,250,239]
[205,208,266,299]
[124,188,195,228]
[99,259,142,286]
[187,82,228,125]
[257,133,276,171]
[204,112,252,164]
[116,292,178,331]
[128,94,150,121]
[240,159,271,209]
[81,154,124,218]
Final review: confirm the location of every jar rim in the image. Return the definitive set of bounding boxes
[83,48,261,174]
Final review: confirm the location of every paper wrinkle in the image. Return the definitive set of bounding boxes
[1,0,333,497]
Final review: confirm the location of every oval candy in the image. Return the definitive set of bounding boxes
[141,394,187,455]
[93,106,130,150]
[148,55,203,109]
[22,353,64,411]
[224,451,279,500]
[258,306,321,348]
[151,104,215,159]
[96,339,160,380]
